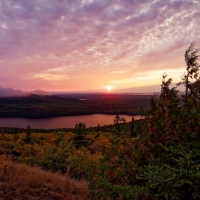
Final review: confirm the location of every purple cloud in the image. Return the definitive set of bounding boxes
[0,0,200,92]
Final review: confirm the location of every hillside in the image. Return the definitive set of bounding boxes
[0,157,88,200]
[0,93,153,118]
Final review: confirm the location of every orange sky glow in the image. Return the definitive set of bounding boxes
[0,0,200,93]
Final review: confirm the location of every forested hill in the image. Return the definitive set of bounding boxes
[0,93,154,118]
[0,94,80,104]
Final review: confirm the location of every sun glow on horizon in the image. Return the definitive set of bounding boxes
[106,85,113,91]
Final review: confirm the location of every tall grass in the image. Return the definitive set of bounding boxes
[0,156,89,200]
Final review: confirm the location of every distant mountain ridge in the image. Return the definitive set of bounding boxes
[0,87,48,97]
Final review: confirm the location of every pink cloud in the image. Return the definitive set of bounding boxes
[0,0,200,92]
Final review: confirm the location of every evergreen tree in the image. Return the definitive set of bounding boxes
[179,42,200,108]
[24,125,32,144]
[73,122,88,149]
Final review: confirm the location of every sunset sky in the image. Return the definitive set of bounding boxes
[0,0,200,93]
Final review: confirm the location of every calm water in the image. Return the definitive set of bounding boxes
[0,114,141,129]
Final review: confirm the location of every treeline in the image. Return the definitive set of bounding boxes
[0,93,152,118]
[0,43,200,199]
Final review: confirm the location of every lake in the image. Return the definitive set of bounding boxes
[0,114,142,129]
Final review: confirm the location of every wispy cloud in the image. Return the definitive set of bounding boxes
[109,68,186,88]
[111,70,130,74]
[0,0,200,91]
[33,73,69,81]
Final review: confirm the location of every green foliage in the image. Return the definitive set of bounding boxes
[23,125,32,144]
[180,42,200,106]
[73,122,89,149]
[137,143,200,199]
[40,146,70,173]
[113,114,126,134]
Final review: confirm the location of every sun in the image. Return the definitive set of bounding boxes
[106,85,112,91]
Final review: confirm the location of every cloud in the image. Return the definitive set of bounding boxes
[111,70,130,74]
[0,0,200,91]
[0,87,26,97]
[33,73,69,81]
[0,87,49,97]
[47,65,74,72]
[109,68,186,89]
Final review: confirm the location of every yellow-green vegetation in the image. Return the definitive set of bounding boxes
[1,43,200,200]
[0,128,112,179]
